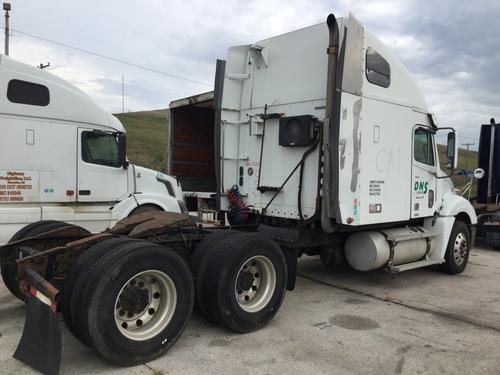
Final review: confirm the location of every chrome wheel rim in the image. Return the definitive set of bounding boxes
[453,232,468,266]
[235,255,276,313]
[114,270,177,341]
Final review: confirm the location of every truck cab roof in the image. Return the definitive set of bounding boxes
[0,55,124,132]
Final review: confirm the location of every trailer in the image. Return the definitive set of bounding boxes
[0,11,477,375]
[473,118,500,249]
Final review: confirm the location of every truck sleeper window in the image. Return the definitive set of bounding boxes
[7,79,50,106]
[365,47,390,88]
[81,132,121,167]
[414,128,435,166]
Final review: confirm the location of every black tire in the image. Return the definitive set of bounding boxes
[189,231,237,275]
[60,237,136,341]
[77,241,194,365]
[1,220,89,302]
[441,220,471,274]
[198,232,287,333]
[70,238,147,347]
[190,231,238,314]
[129,205,162,216]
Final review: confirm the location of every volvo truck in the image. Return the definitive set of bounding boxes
[0,55,185,247]
[0,12,476,375]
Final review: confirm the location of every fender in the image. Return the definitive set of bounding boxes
[439,192,477,225]
[111,193,181,221]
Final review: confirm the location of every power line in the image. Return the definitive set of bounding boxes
[9,28,212,87]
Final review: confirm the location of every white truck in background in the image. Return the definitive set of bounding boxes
[0,55,185,245]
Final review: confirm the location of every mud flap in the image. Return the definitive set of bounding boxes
[13,288,61,375]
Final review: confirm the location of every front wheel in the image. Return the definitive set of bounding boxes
[441,220,471,274]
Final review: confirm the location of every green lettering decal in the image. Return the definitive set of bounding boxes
[414,180,429,194]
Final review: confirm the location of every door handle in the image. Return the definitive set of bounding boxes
[79,190,91,196]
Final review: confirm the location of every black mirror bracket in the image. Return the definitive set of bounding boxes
[115,131,129,169]
[435,127,456,179]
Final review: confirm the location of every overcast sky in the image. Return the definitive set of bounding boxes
[6,0,500,147]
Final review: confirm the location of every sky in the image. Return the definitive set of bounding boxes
[5,0,500,148]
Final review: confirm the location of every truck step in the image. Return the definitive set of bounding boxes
[387,258,444,273]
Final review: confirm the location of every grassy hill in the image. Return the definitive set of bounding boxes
[438,144,478,193]
[115,109,478,192]
[114,109,170,173]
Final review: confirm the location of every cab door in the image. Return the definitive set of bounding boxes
[411,126,438,218]
[77,128,129,202]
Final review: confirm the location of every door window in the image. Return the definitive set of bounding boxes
[81,131,121,167]
[414,128,435,166]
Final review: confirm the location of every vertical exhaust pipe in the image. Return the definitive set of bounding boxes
[321,14,340,233]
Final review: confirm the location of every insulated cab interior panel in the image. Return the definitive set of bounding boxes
[169,92,216,193]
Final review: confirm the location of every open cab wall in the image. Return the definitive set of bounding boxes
[168,92,218,215]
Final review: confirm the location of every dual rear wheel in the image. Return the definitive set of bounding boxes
[60,231,287,365]
[191,231,288,333]
[60,238,194,365]
[2,222,288,366]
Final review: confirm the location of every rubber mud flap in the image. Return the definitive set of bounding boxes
[13,294,62,375]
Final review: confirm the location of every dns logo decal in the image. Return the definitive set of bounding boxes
[414,181,428,194]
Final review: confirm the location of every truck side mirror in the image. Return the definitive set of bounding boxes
[117,133,129,169]
[447,132,458,169]
[473,168,485,179]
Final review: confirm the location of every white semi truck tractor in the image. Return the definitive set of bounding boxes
[171,13,476,274]
[0,12,476,375]
[0,55,186,245]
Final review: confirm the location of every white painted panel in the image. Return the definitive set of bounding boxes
[0,115,77,203]
[42,205,112,233]
[249,23,328,110]
[0,55,121,129]
[0,206,41,244]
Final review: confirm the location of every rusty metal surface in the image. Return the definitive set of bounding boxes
[15,233,114,264]
[110,211,194,236]
[0,225,90,264]
[8,225,90,247]
[22,267,60,304]
[473,203,500,213]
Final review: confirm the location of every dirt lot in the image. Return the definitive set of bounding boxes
[1,245,500,375]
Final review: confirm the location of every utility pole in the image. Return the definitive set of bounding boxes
[461,142,475,173]
[3,3,10,56]
[121,75,125,113]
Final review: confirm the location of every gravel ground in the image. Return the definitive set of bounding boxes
[1,245,499,374]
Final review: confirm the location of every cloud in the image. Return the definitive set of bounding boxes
[3,0,500,148]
